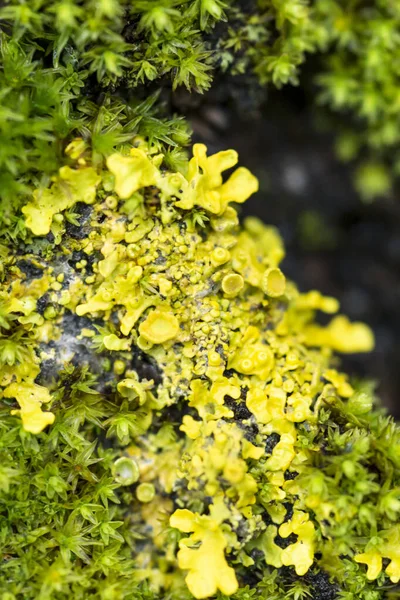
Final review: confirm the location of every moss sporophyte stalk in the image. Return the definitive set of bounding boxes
[0,141,399,600]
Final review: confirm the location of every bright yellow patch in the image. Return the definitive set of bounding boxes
[228,327,274,379]
[303,315,374,353]
[355,525,400,583]
[22,166,100,235]
[279,511,315,576]
[106,148,159,199]
[221,273,244,297]
[139,308,179,344]
[170,504,238,599]
[261,267,286,297]
[3,382,55,434]
[175,144,258,215]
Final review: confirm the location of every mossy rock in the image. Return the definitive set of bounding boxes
[0,141,399,600]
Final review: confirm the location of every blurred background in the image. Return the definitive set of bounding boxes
[171,82,400,418]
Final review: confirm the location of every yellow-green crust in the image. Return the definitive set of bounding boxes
[2,140,397,599]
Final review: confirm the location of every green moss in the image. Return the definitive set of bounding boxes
[2,0,400,232]
[1,3,400,598]
[0,142,399,599]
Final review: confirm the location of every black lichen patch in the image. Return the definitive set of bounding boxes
[284,470,299,481]
[238,562,263,588]
[223,368,236,378]
[275,532,298,549]
[234,518,252,544]
[68,250,87,266]
[164,400,197,431]
[36,293,50,315]
[279,567,340,600]
[48,256,76,286]
[261,509,274,526]
[224,393,260,442]
[283,502,294,522]
[130,346,163,388]
[62,310,98,337]
[265,433,280,454]
[65,203,93,240]
[42,310,105,375]
[249,548,265,562]
[306,570,340,600]
[95,366,119,395]
[154,251,167,266]
[225,394,252,421]
[36,359,57,385]
[67,249,100,274]
[16,259,44,279]
[242,421,259,442]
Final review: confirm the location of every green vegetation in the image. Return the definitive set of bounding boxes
[1,0,400,236]
[1,2,400,600]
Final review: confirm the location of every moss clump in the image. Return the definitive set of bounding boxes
[1,0,400,231]
[1,142,399,599]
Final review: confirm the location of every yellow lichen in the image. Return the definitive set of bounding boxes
[175,144,258,215]
[294,290,339,313]
[303,315,374,353]
[117,377,150,405]
[170,501,238,599]
[324,369,354,398]
[261,267,286,298]
[242,439,264,460]
[244,217,286,266]
[23,166,100,235]
[3,382,55,434]
[180,415,203,439]
[106,149,159,199]
[355,526,400,583]
[103,333,131,351]
[221,273,244,297]
[10,142,380,596]
[228,327,275,379]
[188,378,238,421]
[279,510,315,576]
[139,308,180,345]
[211,247,231,266]
[265,431,296,471]
[248,525,284,568]
[246,386,286,424]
